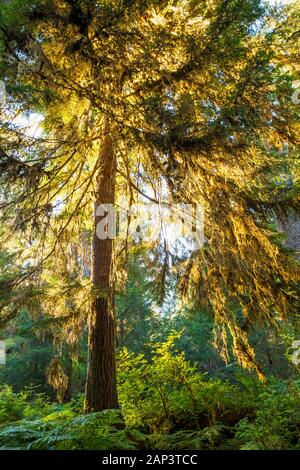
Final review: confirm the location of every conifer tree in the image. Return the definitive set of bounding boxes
[0,0,299,410]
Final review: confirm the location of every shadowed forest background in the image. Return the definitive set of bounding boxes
[0,0,299,450]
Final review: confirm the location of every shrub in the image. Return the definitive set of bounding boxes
[0,386,28,425]
[117,334,252,434]
[235,378,300,449]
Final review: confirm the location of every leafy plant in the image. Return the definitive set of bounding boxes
[235,379,300,450]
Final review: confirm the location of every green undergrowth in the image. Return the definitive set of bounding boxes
[0,335,299,450]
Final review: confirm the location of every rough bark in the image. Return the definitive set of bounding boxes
[85,122,118,412]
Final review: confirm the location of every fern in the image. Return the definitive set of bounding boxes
[0,409,148,450]
[151,424,230,450]
[0,423,44,449]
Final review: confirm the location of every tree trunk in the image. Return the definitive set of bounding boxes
[62,352,73,403]
[84,122,118,412]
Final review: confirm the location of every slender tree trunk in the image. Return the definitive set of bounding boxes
[85,122,118,412]
[119,317,125,348]
[62,352,73,403]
